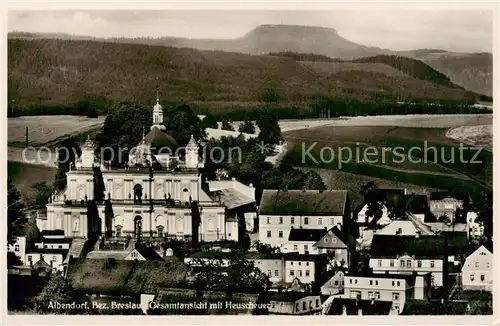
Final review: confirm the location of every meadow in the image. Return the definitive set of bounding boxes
[8,115,105,147]
[8,161,57,201]
[283,115,493,200]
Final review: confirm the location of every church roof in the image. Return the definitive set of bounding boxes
[82,135,96,150]
[143,127,179,152]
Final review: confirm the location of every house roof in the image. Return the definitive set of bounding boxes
[314,225,356,248]
[214,188,255,210]
[32,259,52,270]
[85,251,130,260]
[267,291,318,303]
[26,248,69,255]
[66,258,188,295]
[326,298,393,315]
[143,127,179,151]
[288,228,326,242]
[370,234,466,259]
[133,243,164,261]
[284,252,328,262]
[36,237,73,244]
[258,190,347,216]
[425,223,468,233]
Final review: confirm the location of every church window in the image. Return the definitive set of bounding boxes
[157,226,164,238]
[134,184,143,203]
[115,225,122,237]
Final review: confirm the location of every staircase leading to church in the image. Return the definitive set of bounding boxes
[63,238,87,264]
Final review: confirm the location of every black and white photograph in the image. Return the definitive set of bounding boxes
[4,3,496,320]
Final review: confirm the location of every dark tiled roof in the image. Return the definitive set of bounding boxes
[27,248,69,255]
[268,291,318,303]
[134,243,164,261]
[370,235,448,259]
[288,228,326,242]
[284,252,328,262]
[327,298,393,315]
[143,127,179,151]
[66,258,188,295]
[259,190,347,216]
[329,225,356,247]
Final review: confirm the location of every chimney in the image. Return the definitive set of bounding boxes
[404,188,407,196]
[337,223,342,231]
[280,254,285,286]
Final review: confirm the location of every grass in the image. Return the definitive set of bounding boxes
[8,161,57,201]
[283,121,492,201]
[8,115,105,147]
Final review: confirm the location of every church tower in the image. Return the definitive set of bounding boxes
[185,135,199,169]
[151,84,166,131]
[75,135,96,169]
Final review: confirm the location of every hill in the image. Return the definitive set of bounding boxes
[8,38,476,113]
[8,25,492,96]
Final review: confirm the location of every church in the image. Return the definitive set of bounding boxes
[36,92,244,243]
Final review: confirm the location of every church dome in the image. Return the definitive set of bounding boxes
[153,102,163,112]
[143,127,180,153]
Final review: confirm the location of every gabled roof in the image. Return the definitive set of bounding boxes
[214,188,255,210]
[288,228,326,242]
[86,251,129,260]
[259,190,347,216]
[314,225,355,248]
[326,298,393,315]
[133,243,164,261]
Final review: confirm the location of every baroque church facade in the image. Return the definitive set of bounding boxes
[37,93,238,243]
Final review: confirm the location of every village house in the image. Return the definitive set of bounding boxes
[7,235,26,264]
[86,240,165,261]
[368,234,468,287]
[428,191,466,220]
[342,271,431,314]
[355,189,406,234]
[25,237,73,272]
[325,298,397,315]
[461,241,493,292]
[258,190,350,247]
[267,291,323,315]
[320,270,345,295]
[284,253,328,285]
[314,224,356,268]
[281,228,326,255]
[466,211,485,238]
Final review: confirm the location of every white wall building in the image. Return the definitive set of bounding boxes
[7,236,26,264]
[258,190,349,247]
[461,243,493,291]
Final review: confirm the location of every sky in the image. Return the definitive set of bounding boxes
[8,10,493,53]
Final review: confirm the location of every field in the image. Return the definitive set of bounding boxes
[8,161,57,201]
[8,115,105,147]
[302,61,408,78]
[446,125,493,150]
[283,114,493,201]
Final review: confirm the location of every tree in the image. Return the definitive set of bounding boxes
[474,190,492,239]
[30,182,52,209]
[238,120,255,134]
[359,181,385,223]
[8,180,25,243]
[7,251,23,268]
[256,110,281,148]
[261,165,306,190]
[163,104,207,146]
[86,107,98,118]
[304,170,327,190]
[202,113,218,129]
[438,213,451,223]
[97,103,153,166]
[221,119,234,131]
[28,274,97,314]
